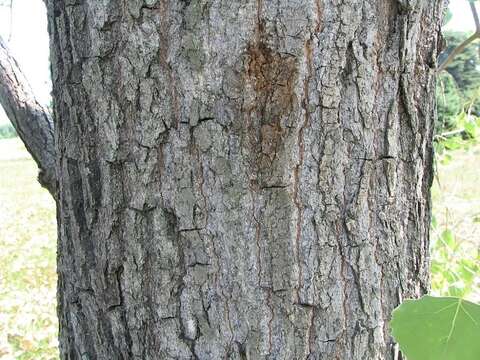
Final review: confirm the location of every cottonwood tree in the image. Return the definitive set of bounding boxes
[0,0,444,359]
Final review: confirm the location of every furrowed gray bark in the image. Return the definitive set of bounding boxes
[0,36,56,196]
[47,0,444,358]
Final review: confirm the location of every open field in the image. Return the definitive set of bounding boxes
[0,138,57,359]
[0,137,478,358]
[431,144,480,302]
[432,145,480,246]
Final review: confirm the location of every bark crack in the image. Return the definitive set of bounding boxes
[293,37,314,304]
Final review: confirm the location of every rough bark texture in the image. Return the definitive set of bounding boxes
[47,0,444,359]
[0,36,56,195]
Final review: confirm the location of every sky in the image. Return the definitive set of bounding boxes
[0,0,477,124]
[0,0,50,124]
[445,0,477,32]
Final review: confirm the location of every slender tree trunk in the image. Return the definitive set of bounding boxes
[46,0,443,358]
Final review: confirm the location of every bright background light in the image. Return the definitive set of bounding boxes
[445,0,477,32]
[0,0,50,124]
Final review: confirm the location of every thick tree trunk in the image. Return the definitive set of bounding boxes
[47,0,443,358]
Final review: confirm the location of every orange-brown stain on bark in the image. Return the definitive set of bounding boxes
[246,42,298,116]
[245,40,298,167]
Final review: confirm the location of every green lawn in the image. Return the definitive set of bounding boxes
[0,137,478,358]
[0,138,58,360]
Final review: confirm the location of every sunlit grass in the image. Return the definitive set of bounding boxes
[0,138,58,360]
[432,145,480,242]
[431,144,480,302]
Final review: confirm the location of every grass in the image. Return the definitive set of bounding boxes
[0,137,478,358]
[0,138,58,360]
[432,145,480,246]
[431,144,480,302]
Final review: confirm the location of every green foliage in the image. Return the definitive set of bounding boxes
[442,32,480,100]
[436,72,463,131]
[0,123,17,139]
[430,220,480,299]
[437,31,480,132]
[434,108,480,165]
[391,296,480,360]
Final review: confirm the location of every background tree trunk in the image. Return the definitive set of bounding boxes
[46,0,444,358]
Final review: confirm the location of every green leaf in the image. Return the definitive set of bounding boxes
[464,122,478,138]
[443,137,462,150]
[440,152,453,165]
[434,141,445,155]
[440,229,456,249]
[391,296,480,360]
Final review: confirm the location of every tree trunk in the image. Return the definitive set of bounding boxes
[46,0,443,358]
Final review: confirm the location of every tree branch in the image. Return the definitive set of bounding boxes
[0,36,56,197]
[437,1,480,73]
[470,1,480,31]
[437,32,480,73]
